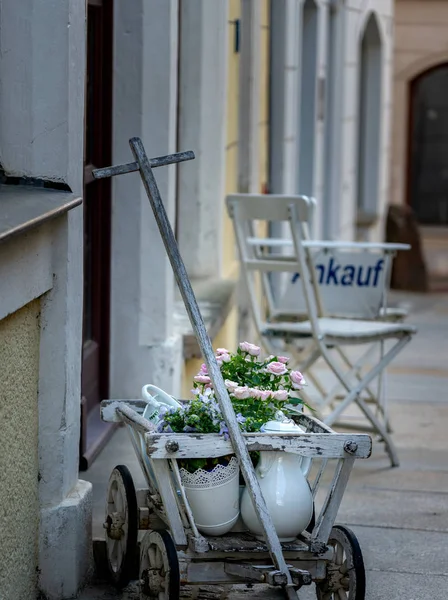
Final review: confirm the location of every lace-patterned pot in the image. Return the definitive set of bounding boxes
[179,457,240,536]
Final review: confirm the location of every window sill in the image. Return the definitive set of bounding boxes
[0,184,82,245]
[174,277,236,359]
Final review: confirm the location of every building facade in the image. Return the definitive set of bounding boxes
[391,0,448,285]
[0,2,90,598]
[0,0,394,597]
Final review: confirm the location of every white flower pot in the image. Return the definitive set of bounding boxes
[180,457,240,536]
[241,419,314,542]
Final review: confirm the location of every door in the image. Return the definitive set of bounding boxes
[80,0,114,470]
[408,64,448,225]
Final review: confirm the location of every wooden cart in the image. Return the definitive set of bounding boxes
[101,399,370,599]
[94,140,372,599]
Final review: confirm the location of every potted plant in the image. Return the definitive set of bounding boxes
[156,389,240,536]
[156,342,310,538]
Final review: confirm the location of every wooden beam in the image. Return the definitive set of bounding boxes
[145,432,372,460]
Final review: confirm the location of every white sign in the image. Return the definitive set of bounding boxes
[277,251,390,319]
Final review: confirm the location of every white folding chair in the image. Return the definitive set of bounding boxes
[226,193,417,466]
[264,196,409,437]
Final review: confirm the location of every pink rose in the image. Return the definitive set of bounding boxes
[248,388,262,399]
[290,370,306,389]
[199,363,208,374]
[278,356,290,364]
[220,353,231,363]
[216,347,230,355]
[239,341,261,356]
[194,375,211,385]
[225,379,239,392]
[259,390,272,401]
[266,361,288,376]
[272,389,289,401]
[233,386,251,399]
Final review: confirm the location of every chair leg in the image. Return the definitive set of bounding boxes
[337,340,393,433]
[304,343,380,414]
[319,335,412,467]
[335,345,394,434]
[320,343,394,433]
[311,344,379,416]
[356,396,400,467]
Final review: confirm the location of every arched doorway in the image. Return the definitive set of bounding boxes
[408,64,448,225]
[357,13,382,232]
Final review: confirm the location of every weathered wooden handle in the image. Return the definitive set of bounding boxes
[92,150,195,180]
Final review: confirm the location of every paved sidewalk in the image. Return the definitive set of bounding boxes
[81,291,448,600]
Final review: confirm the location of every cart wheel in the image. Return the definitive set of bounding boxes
[316,525,365,600]
[104,465,138,588]
[140,530,180,600]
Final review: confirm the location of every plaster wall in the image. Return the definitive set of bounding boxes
[177,0,228,279]
[333,0,394,241]
[269,0,394,242]
[110,0,182,400]
[0,300,40,600]
[0,209,90,599]
[0,0,85,193]
[0,1,89,596]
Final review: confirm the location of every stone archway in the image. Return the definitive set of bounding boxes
[408,64,448,225]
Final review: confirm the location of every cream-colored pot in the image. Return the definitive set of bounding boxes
[180,457,240,536]
[241,418,314,542]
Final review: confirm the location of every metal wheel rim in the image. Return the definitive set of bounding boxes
[317,527,364,600]
[105,472,129,573]
[140,531,173,599]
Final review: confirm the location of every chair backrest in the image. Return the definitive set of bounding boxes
[226,194,396,336]
[226,194,322,337]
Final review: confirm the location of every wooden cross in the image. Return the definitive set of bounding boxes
[93,137,296,595]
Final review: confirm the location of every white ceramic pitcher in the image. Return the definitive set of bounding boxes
[240,417,314,542]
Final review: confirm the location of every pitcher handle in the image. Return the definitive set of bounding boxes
[141,384,181,410]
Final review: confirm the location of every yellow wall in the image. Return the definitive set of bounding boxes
[0,300,41,600]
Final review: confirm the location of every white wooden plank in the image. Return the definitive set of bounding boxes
[169,458,202,540]
[151,459,187,548]
[101,399,147,420]
[179,560,325,585]
[246,237,410,251]
[290,410,335,434]
[101,401,155,435]
[145,432,372,460]
[311,458,328,497]
[312,457,356,548]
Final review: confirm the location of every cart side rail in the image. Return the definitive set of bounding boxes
[144,432,372,460]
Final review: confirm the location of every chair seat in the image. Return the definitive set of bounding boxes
[264,317,417,342]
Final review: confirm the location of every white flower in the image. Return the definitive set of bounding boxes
[233,386,251,399]
[239,341,261,356]
[225,379,239,392]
